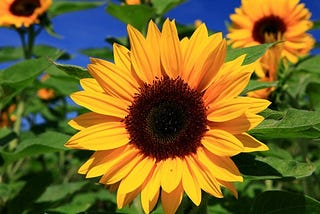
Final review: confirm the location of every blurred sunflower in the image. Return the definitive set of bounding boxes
[227,0,315,98]
[66,19,270,214]
[0,0,52,27]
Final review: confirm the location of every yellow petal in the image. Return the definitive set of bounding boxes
[207,99,250,122]
[182,23,209,75]
[146,20,162,78]
[196,40,226,92]
[70,91,129,118]
[113,43,131,72]
[117,186,142,209]
[85,146,136,178]
[99,148,142,184]
[197,148,243,182]
[65,122,129,150]
[160,19,183,78]
[141,164,161,213]
[87,61,137,101]
[80,78,104,93]
[118,156,155,194]
[217,179,238,199]
[127,24,158,83]
[236,133,269,152]
[68,112,120,130]
[185,155,223,198]
[161,183,184,214]
[202,129,244,156]
[160,158,183,193]
[182,160,201,206]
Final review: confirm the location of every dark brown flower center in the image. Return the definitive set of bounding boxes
[9,0,41,17]
[124,77,207,161]
[252,15,286,43]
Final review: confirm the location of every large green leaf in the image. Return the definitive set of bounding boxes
[0,131,69,164]
[36,181,88,203]
[252,190,320,214]
[106,2,155,31]
[296,55,320,74]
[49,1,105,17]
[250,108,320,139]
[0,46,23,62]
[226,42,279,65]
[232,153,315,180]
[48,190,116,213]
[52,61,91,79]
[0,54,61,110]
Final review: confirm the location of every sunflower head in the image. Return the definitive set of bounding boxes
[66,19,270,213]
[0,0,52,27]
[227,0,315,98]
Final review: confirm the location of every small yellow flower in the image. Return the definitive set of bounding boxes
[125,0,141,5]
[37,88,55,100]
[0,0,52,28]
[0,104,16,128]
[66,19,270,214]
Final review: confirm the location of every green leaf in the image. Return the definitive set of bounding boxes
[49,1,105,17]
[106,2,155,31]
[0,128,17,147]
[307,83,320,111]
[242,80,277,94]
[0,131,69,164]
[0,54,61,110]
[296,55,320,74]
[252,190,320,214]
[80,47,113,60]
[51,61,91,79]
[0,181,26,203]
[36,181,88,203]
[33,45,71,59]
[226,42,280,65]
[151,0,186,15]
[48,189,116,213]
[250,108,320,139]
[232,153,315,180]
[0,46,23,62]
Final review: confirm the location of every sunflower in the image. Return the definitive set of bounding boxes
[66,19,270,214]
[0,0,52,28]
[227,0,315,98]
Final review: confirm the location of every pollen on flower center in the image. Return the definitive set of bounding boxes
[124,77,207,161]
[252,15,286,43]
[9,0,41,17]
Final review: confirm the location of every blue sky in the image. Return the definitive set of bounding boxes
[1,0,320,68]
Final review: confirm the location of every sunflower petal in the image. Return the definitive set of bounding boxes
[118,157,155,194]
[65,122,129,150]
[182,159,202,206]
[127,24,157,83]
[70,91,129,118]
[197,148,243,182]
[160,19,183,78]
[161,183,184,214]
[80,78,104,93]
[236,133,269,152]
[160,158,183,193]
[202,129,244,156]
[68,112,120,130]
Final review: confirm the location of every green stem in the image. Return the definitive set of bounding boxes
[8,97,25,151]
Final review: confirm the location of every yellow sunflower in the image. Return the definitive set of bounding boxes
[66,19,270,214]
[0,0,52,28]
[227,0,315,98]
